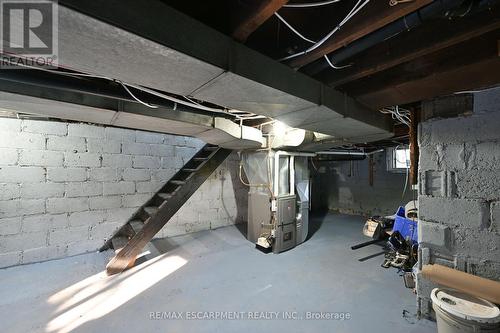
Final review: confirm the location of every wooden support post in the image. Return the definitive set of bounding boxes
[409,108,420,186]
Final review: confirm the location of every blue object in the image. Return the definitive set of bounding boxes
[392,206,418,244]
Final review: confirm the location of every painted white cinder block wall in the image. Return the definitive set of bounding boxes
[0,118,247,268]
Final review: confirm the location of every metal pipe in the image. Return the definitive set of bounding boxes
[302,0,470,76]
[275,151,316,157]
[316,149,383,156]
[317,151,365,156]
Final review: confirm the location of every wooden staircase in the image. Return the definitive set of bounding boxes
[103,144,231,275]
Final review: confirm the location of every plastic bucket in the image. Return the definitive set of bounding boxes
[431,288,500,333]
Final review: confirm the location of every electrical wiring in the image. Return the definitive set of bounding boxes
[238,164,270,188]
[284,0,342,8]
[394,145,410,200]
[112,82,265,120]
[108,81,234,116]
[1,54,264,120]
[118,81,158,109]
[310,158,319,171]
[4,57,162,109]
[274,12,316,44]
[273,13,351,70]
[279,0,370,62]
[380,105,411,127]
[323,54,352,69]
[402,149,409,199]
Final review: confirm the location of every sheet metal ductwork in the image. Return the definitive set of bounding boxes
[4,0,393,146]
[0,91,264,150]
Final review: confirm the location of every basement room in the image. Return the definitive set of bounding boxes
[0,1,499,332]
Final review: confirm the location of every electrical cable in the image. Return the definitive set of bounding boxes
[274,12,316,43]
[238,164,270,188]
[283,0,342,8]
[273,13,352,70]
[279,0,370,62]
[118,81,158,109]
[395,145,410,200]
[380,105,411,127]
[0,54,263,120]
[310,158,319,171]
[402,155,409,200]
[323,54,352,69]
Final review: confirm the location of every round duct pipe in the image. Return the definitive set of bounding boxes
[302,0,494,76]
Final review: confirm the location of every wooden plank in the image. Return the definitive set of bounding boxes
[324,19,500,87]
[232,0,289,42]
[106,148,232,275]
[409,108,419,186]
[394,124,409,138]
[341,31,500,108]
[356,56,500,109]
[288,0,432,68]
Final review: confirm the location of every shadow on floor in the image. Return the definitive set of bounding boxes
[234,222,247,239]
[306,209,329,241]
[134,238,181,265]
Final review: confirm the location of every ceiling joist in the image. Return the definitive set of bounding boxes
[322,15,500,87]
[352,37,500,109]
[232,0,289,42]
[287,0,433,68]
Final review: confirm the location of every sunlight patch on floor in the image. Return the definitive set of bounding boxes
[46,254,187,333]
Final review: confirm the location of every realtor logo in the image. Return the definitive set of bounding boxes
[0,0,58,68]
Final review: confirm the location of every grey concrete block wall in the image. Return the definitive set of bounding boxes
[312,151,415,216]
[0,118,247,268]
[416,86,500,317]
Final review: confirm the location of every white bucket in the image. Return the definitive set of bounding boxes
[431,288,500,333]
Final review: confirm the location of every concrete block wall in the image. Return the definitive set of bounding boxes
[416,87,500,317]
[157,154,248,238]
[0,118,247,268]
[311,151,414,216]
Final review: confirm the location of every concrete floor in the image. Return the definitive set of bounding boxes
[0,213,436,333]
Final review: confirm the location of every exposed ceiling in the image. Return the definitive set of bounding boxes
[0,0,499,150]
[161,0,500,108]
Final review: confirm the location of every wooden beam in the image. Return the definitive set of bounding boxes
[409,108,419,186]
[322,13,500,87]
[355,56,500,109]
[232,0,289,42]
[106,148,232,275]
[394,124,409,138]
[288,0,432,68]
[339,31,500,108]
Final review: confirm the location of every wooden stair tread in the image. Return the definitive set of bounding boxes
[111,237,128,251]
[106,145,231,275]
[158,192,173,200]
[130,220,144,233]
[144,206,159,216]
